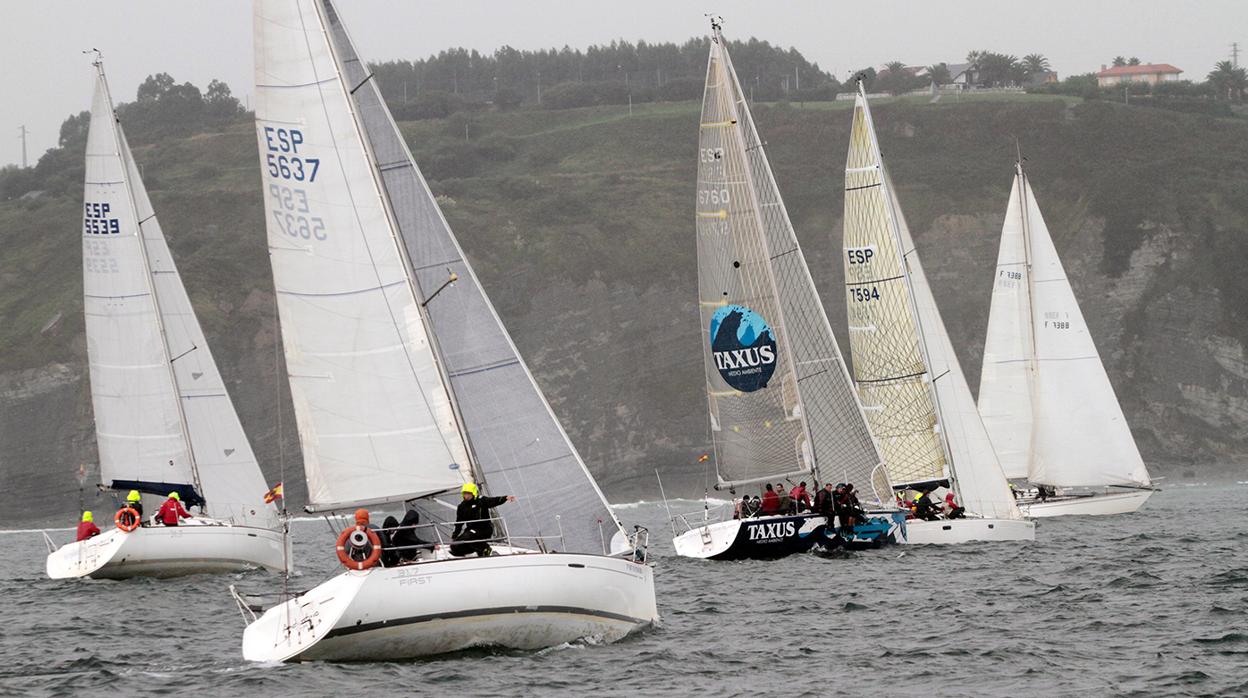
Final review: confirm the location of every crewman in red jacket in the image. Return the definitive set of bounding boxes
[156,492,192,526]
[759,483,781,515]
[76,511,101,541]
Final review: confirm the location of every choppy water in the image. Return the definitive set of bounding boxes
[2,484,1246,697]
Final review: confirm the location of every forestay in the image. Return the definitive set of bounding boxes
[254,0,470,511]
[983,167,1151,488]
[83,62,276,527]
[697,29,884,497]
[258,0,627,554]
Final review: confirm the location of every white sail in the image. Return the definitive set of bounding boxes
[254,1,470,511]
[1016,173,1151,488]
[84,68,195,492]
[83,63,276,527]
[977,170,1035,481]
[843,88,1020,520]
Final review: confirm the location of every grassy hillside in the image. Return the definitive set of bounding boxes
[3,94,1247,522]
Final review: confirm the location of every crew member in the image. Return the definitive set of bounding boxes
[759,483,781,515]
[156,491,192,526]
[124,489,144,518]
[789,482,812,513]
[914,490,940,521]
[945,492,966,519]
[451,483,514,557]
[76,511,101,541]
[814,482,836,518]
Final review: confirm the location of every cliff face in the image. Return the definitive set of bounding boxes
[2,96,1246,523]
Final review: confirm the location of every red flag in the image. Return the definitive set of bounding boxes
[697,454,710,463]
[263,482,284,504]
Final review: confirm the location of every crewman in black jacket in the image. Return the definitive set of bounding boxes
[450,482,515,557]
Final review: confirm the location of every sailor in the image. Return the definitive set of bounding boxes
[156,491,192,526]
[945,492,966,519]
[450,483,514,557]
[759,483,781,515]
[914,490,940,521]
[1008,482,1019,500]
[789,482,812,513]
[814,482,836,518]
[391,509,430,563]
[776,483,792,514]
[380,515,401,567]
[124,489,144,519]
[76,511,101,541]
[743,496,761,517]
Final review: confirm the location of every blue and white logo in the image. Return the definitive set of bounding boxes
[709,304,778,393]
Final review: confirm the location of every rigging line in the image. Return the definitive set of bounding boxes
[845,182,882,192]
[168,344,197,363]
[857,369,927,384]
[846,274,903,287]
[349,72,375,95]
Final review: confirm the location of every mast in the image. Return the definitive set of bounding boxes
[93,56,203,496]
[1015,155,1040,478]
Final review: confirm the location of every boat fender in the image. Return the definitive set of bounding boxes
[336,526,381,570]
[115,507,140,532]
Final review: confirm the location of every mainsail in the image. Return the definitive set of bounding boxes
[83,61,275,528]
[842,86,1020,520]
[979,165,1151,488]
[697,26,884,499]
[255,0,628,553]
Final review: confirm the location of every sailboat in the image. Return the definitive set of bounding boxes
[45,57,285,579]
[840,83,1034,544]
[236,0,656,662]
[978,160,1154,517]
[672,21,903,561]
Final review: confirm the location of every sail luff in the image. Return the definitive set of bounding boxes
[83,61,199,494]
[311,0,627,551]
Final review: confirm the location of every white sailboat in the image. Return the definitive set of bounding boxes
[672,21,903,560]
[978,159,1154,517]
[45,57,285,579]
[841,83,1034,544]
[237,0,656,662]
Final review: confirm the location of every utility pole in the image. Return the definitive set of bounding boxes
[18,125,28,168]
[537,71,542,105]
[795,65,800,92]
[1233,42,1240,69]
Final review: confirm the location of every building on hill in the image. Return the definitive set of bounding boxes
[1096,63,1182,87]
[946,62,980,89]
[1028,70,1060,86]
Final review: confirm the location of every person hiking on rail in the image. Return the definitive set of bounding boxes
[450,483,514,557]
[76,511,101,541]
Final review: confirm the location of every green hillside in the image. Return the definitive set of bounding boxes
[3,93,1247,522]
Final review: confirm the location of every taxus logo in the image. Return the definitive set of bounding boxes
[709,304,777,392]
[747,520,795,542]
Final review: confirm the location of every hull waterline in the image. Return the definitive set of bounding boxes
[242,551,657,662]
[1019,489,1152,517]
[46,521,287,579]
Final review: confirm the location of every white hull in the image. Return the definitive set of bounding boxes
[901,517,1035,545]
[1019,489,1152,517]
[242,551,658,662]
[46,520,287,580]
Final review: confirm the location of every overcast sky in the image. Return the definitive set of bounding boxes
[1,0,1244,167]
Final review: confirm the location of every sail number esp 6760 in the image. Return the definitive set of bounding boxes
[263,127,326,241]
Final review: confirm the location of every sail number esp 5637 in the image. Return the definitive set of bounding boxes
[263,127,319,182]
[263,127,326,241]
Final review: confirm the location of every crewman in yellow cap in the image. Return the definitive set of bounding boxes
[156,491,192,526]
[125,489,144,518]
[450,482,515,557]
[76,511,101,541]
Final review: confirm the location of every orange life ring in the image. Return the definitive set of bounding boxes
[336,525,382,570]
[115,507,140,532]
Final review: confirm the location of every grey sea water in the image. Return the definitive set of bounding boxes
[2,484,1245,697]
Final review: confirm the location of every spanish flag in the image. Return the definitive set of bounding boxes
[263,482,284,504]
[697,454,710,463]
